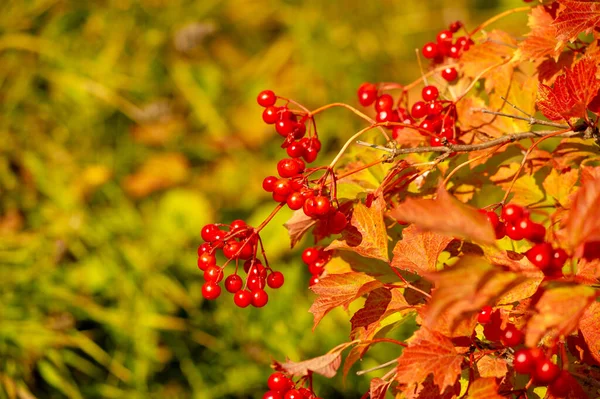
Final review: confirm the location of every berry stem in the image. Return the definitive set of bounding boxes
[309,102,391,140]
[476,109,570,129]
[355,358,398,376]
[468,6,531,38]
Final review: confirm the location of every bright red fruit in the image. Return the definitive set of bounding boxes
[257,90,276,107]
[375,94,394,112]
[548,371,571,397]
[284,389,301,399]
[202,282,221,300]
[477,305,493,324]
[262,106,279,124]
[526,243,553,270]
[225,274,243,293]
[263,391,283,399]
[513,348,540,374]
[277,158,302,178]
[267,372,290,392]
[312,196,331,216]
[197,252,216,271]
[302,247,320,264]
[422,42,439,59]
[534,358,561,384]
[358,83,378,106]
[263,176,277,192]
[551,248,568,269]
[252,289,269,307]
[204,265,224,283]
[441,67,458,82]
[411,101,427,119]
[201,224,219,242]
[501,324,523,347]
[267,271,284,289]
[422,85,439,101]
[233,290,252,308]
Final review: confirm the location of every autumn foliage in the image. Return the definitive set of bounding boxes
[198,1,600,398]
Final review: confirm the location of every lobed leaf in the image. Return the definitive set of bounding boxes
[579,301,600,365]
[466,377,504,399]
[554,0,600,42]
[391,225,453,276]
[518,6,563,60]
[273,351,342,378]
[563,166,600,255]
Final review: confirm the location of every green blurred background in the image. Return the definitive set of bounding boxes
[0,1,526,398]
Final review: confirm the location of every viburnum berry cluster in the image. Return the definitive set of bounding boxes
[199,2,600,398]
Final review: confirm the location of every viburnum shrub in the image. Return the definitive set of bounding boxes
[198,2,600,398]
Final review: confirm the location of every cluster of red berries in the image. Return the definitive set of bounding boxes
[477,307,570,395]
[198,220,284,307]
[258,90,322,163]
[481,204,569,277]
[301,247,331,286]
[422,21,473,82]
[263,372,322,399]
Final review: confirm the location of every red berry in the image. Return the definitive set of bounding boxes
[501,324,523,347]
[303,146,318,163]
[276,119,295,137]
[308,262,325,275]
[495,222,506,240]
[230,219,247,233]
[247,275,266,291]
[447,44,461,58]
[277,158,302,178]
[328,211,348,233]
[202,282,221,300]
[358,83,377,107]
[247,262,267,277]
[197,242,213,257]
[233,289,252,308]
[551,248,568,269]
[267,271,285,289]
[513,348,538,374]
[302,247,320,265]
[262,106,279,124]
[312,196,331,216]
[526,243,553,270]
[421,85,439,101]
[267,372,290,392]
[257,90,276,107]
[411,101,428,119]
[204,266,224,283]
[251,289,269,307]
[273,179,292,197]
[515,217,535,240]
[225,274,243,293]
[422,42,439,59]
[502,204,524,223]
[449,21,462,33]
[287,191,306,210]
[506,223,524,241]
[376,109,398,123]
[477,305,493,324]
[549,371,571,397]
[529,223,546,243]
[430,136,443,147]
[263,391,283,399]
[436,30,453,45]
[375,94,394,112]
[223,240,242,259]
[309,274,320,286]
[284,389,301,399]
[427,101,443,116]
[287,141,305,158]
[197,252,216,271]
[263,176,277,192]
[201,224,219,242]
[441,67,458,82]
[534,358,561,385]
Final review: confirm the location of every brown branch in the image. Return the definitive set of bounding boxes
[475,109,570,129]
[356,358,399,376]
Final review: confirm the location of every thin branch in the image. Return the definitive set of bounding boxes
[475,109,570,129]
[356,358,399,376]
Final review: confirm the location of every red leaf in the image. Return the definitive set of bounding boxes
[309,272,383,329]
[395,327,467,394]
[563,166,600,255]
[519,6,563,60]
[389,187,496,245]
[350,287,392,331]
[273,351,342,378]
[554,0,600,42]
[475,355,508,379]
[369,378,391,399]
[391,225,453,276]
[538,51,575,84]
[466,378,504,399]
[579,301,600,365]
[326,197,389,262]
[536,57,600,120]
[525,286,597,347]
[424,256,536,334]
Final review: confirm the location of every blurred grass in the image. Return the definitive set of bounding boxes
[0,0,526,398]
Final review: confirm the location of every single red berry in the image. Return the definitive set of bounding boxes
[291,178,305,191]
[202,282,221,300]
[422,85,439,101]
[251,289,269,307]
[422,42,439,59]
[302,247,320,265]
[267,372,290,392]
[515,217,535,240]
[534,358,561,385]
[483,310,503,342]
[223,240,242,259]
[529,223,546,243]
[455,36,470,49]
[312,196,331,216]
[284,389,301,399]
[263,391,283,399]
[257,90,276,107]
[286,191,305,210]
[430,136,443,147]
[267,271,285,289]
[551,248,568,269]
[262,106,279,124]
[247,262,267,277]
[358,83,378,107]
[238,241,254,260]
[230,219,247,233]
[263,176,278,192]
[419,119,440,135]
[506,223,524,241]
[439,126,454,141]
[201,224,219,242]
[303,197,317,217]
[526,243,553,270]
[441,67,458,82]
[495,222,506,240]
[447,44,461,58]
[204,265,224,283]
[481,210,500,229]
[548,371,571,397]
[502,204,524,223]
[501,324,523,347]
[427,101,443,116]
[247,275,266,291]
[436,30,453,45]
[375,94,394,112]
[225,274,243,293]
[197,252,216,271]
[233,289,252,307]
[277,158,302,178]
[197,242,213,257]
[411,101,428,119]
[297,388,315,399]
[376,109,398,123]
[308,262,325,275]
[287,141,305,158]
[328,211,348,234]
[309,274,320,286]
[273,179,292,197]
[513,348,538,374]
[276,119,295,137]
[449,21,462,33]
[477,305,493,324]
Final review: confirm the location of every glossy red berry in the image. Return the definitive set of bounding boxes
[273,179,292,197]
[376,109,398,123]
[513,348,538,374]
[225,274,243,293]
[506,223,524,241]
[529,223,546,243]
[526,243,553,270]
[495,222,506,240]
[436,30,453,45]
[262,106,279,124]
[276,119,295,137]
[204,266,224,283]
[441,67,458,82]
[284,389,301,399]
[477,305,493,324]
[421,85,439,101]
[358,83,378,107]
[534,358,561,385]
[411,101,428,119]
[247,275,266,291]
[551,248,568,269]
[223,240,242,259]
[233,289,252,308]
[302,247,320,265]
[427,101,443,116]
[197,252,216,271]
[501,324,523,347]
[202,282,221,300]
[309,274,320,286]
[257,90,276,107]
[201,224,219,242]
[515,217,535,239]
[502,204,524,223]
[287,141,305,158]
[422,42,439,59]
[252,289,269,307]
[197,242,213,257]
[267,271,285,289]
[449,21,462,33]
[277,158,302,178]
[267,372,290,392]
[447,44,461,58]
[263,176,277,192]
[312,196,331,216]
[286,191,305,210]
[375,94,394,112]
[263,391,283,399]
[328,211,348,233]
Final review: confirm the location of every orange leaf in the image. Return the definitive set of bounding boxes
[369,378,391,399]
[543,168,579,208]
[284,209,317,248]
[395,327,467,394]
[309,272,383,329]
[576,258,600,284]
[579,301,600,365]
[554,0,600,42]
[350,287,392,331]
[326,197,389,261]
[519,6,563,60]
[525,286,597,347]
[273,351,342,378]
[389,187,496,245]
[563,166,600,255]
[476,355,508,379]
[391,225,453,276]
[466,378,504,399]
